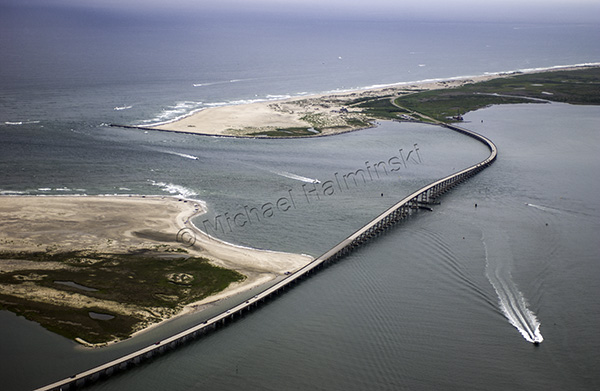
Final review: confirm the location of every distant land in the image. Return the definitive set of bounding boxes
[133,65,600,138]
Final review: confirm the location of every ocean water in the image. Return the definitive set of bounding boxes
[1,7,600,390]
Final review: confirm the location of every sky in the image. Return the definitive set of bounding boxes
[3,0,600,23]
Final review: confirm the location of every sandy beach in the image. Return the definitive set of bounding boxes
[151,73,502,136]
[0,195,312,345]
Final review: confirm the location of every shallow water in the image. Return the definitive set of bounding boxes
[54,281,98,292]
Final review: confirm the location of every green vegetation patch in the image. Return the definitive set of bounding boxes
[346,96,387,106]
[394,91,531,122]
[299,113,329,130]
[354,97,411,120]
[250,127,320,137]
[345,118,373,128]
[460,67,600,105]
[0,250,245,343]
[0,293,141,344]
[393,67,600,123]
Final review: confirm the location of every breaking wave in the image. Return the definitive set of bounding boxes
[149,180,197,198]
[140,101,205,126]
[192,78,256,87]
[0,189,27,195]
[4,120,41,126]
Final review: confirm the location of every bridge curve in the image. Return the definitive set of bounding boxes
[35,123,496,391]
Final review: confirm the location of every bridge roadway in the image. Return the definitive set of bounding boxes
[34,123,497,391]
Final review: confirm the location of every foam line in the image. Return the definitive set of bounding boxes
[148,180,198,198]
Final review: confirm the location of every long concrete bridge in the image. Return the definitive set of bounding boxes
[34,123,496,391]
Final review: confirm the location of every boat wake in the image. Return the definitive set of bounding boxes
[163,150,199,160]
[481,231,543,344]
[526,203,562,214]
[272,170,320,184]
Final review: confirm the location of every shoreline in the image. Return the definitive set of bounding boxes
[0,195,312,347]
[143,63,600,138]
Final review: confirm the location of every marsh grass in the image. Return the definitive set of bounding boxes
[393,67,600,122]
[250,127,320,137]
[0,250,244,343]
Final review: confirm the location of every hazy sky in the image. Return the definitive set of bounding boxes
[4,0,600,23]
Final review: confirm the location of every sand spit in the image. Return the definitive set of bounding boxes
[0,196,312,346]
[150,77,485,136]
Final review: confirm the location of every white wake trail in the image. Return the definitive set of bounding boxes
[237,160,320,184]
[271,170,320,184]
[482,231,543,344]
[525,203,561,213]
[163,150,199,160]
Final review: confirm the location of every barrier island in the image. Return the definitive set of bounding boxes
[147,65,600,137]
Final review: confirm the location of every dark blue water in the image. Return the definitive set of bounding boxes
[2,6,599,128]
[1,5,600,390]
